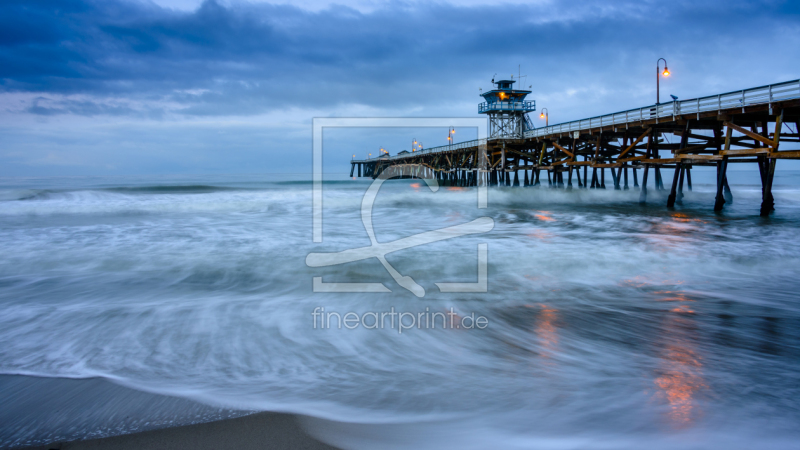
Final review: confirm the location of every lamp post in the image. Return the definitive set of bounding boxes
[539,108,549,127]
[656,58,670,105]
[412,138,417,152]
[448,127,455,147]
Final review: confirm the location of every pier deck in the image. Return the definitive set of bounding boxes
[351,79,800,216]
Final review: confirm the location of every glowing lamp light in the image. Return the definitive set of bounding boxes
[663,67,670,77]
[540,113,545,118]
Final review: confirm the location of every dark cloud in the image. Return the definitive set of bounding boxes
[2,0,798,118]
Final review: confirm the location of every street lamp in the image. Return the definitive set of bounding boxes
[539,108,549,126]
[657,58,670,105]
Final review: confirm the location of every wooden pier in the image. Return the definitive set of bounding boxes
[351,79,800,216]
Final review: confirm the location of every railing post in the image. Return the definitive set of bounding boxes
[742,90,746,113]
[769,85,773,115]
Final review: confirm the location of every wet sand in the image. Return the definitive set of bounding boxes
[1,375,338,450]
[20,412,339,450]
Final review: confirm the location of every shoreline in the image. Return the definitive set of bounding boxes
[18,412,339,450]
[0,375,337,450]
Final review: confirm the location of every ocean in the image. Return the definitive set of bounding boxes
[1,170,799,449]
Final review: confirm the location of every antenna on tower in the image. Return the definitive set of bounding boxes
[517,64,528,89]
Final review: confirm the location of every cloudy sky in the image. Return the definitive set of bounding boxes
[1,0,799,176]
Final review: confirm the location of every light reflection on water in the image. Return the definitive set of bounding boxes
[654,301,706,430]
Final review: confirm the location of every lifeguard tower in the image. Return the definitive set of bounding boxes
[479,78,536,139]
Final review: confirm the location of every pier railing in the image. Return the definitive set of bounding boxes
[524,79,800,138]
[368,79,800,162]
[382,138,488,160]
[479,100,536,113]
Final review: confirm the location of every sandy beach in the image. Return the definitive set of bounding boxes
[1,375,337,450]
[19,412,338,450]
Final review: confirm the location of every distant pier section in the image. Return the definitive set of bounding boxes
[351,78,800,216]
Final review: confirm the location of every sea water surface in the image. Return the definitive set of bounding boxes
[1,171,799,449]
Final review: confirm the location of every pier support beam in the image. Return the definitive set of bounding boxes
[623,166,629,190]
[639,166,650,204]
[654,167,663,190]
[714,156,729,212]
[513,170,520,187]
[524,170,529,187]
[667,163,682,208]
[583,166,588,189]
[723,176,733,204]
[633,167,639,188]
[686,168,692,191]
[760,156,776,217]
[677,165,686,204]
[567,167,573,188]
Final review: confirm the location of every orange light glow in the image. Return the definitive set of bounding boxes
[535,304,559,364]
[654,309,706,429]
[663,68,670,77]
[540,113,545,118]
[534,214,555,222]
[526,230,554,241]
